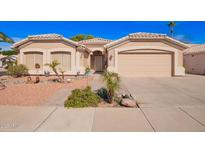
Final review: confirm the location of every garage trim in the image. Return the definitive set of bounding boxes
[112,46,179,76]
[118,52,174,77]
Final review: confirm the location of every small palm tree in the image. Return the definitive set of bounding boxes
[102,71,120,103]
[59,68,65,80]
[0,32,14,43]
[45,60,62,82]
[168,21,176,37]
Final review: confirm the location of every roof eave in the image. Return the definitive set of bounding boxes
[165,36,191,49]
[104,36,191,50]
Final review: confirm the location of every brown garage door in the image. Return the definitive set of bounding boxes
[118,53,172,77]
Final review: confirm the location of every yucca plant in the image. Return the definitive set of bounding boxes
[102,71,120,103]
[45,60,62,82]
[59,68,65,80]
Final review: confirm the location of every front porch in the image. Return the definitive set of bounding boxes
[90,50,106,72]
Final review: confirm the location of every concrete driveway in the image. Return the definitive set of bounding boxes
[122,74,205,107]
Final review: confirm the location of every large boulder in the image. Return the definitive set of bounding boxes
[121,98,137,107]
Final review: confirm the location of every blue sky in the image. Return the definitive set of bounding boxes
[1,21,205,50]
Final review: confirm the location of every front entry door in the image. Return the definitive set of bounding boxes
[94,56,103,71]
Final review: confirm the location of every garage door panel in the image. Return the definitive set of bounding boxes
[118,53,172,77]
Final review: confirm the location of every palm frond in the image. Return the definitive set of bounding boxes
[0,32,14,44]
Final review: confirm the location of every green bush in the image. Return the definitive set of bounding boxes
[7,64,28,77]
[64,86,100,108]
[85,66,91,75]
[97,87,109,102]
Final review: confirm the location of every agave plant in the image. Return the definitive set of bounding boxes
[102,71,120,103]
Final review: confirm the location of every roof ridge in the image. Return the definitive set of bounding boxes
[129,32,167,36]
[80,37,111,41]
[28,33,63,38]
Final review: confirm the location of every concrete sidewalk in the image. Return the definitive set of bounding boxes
[0,106,205,132]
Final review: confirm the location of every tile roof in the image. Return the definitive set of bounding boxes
[79,38,112,44]
[13,33,79,48]
[28,34,63,39]
[184,44,205,55]
[129,32,166,38]
[105,32,190,49]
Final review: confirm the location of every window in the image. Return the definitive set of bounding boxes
[51,52,71,71]
[25,52,43,69]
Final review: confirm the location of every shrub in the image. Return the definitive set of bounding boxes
[64,86,100,108]
[97,87,109,102]
[7,64,28,77]
[102,71,120,103]
[85,66,91,75]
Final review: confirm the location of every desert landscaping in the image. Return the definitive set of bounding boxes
[0,75,93,106]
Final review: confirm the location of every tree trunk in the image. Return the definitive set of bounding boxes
[54,69,62,82]
[108,90,114,104]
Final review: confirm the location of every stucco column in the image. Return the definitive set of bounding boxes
[43,50,49,72]
[19,51,24,64]
[114,50,118,73]
[88,54,91,68]
[72,50,78,74]
[174,50,185,76]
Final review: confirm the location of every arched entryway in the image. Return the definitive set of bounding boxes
[91,50,105,72]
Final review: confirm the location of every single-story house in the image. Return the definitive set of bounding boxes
[12,32,190,77]
[183,44,205,75]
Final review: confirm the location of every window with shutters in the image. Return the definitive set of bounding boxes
[51,52,71,71]
[24,52,43,69]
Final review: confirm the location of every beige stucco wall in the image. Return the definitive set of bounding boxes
[79,51,89,73]
[107,40,185,76]
[84,44,105,54]
[184,53,205,75]
[18,40,85,75]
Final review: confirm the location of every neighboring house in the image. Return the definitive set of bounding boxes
[0,54,5,67]
[183,44,205,75]
[12,32,189,77]
[0,54,17,68]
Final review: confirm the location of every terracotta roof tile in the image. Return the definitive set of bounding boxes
[184,44,205,55]
[105,32,190,48]
[13,33,79,48]
[28,34,63,39]
[129,32,166,38]
[79,38,112,44]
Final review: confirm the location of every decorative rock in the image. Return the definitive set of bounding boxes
[67,78,72,83]
[121,98,137,107]
[122,94,131,99]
